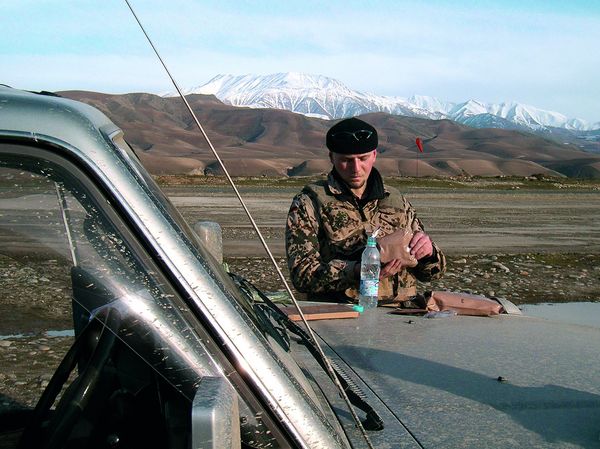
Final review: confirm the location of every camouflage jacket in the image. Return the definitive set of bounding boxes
[285,169,446,301]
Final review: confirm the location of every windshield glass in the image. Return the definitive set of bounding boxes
[0,146,289,447]
[106,131,336,439]
[0,149,216,384]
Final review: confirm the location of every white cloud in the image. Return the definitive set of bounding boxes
[3,0,600,121]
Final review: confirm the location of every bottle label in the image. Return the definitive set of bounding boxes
[360,279,379,297]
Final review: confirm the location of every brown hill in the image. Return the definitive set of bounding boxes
[59,91,600,178]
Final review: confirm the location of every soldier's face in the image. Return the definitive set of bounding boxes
[330,150,377,193]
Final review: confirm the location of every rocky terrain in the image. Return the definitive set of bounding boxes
[226,253,600,305]
[2,180,599,427]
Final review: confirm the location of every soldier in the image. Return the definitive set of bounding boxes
[285,117,446,303]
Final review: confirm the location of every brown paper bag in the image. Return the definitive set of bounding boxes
[377,228,418,266]
[426,291,504,316]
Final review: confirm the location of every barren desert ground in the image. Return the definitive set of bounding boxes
[164,179,600,304]
[165,182,600,257]
[1,178,599,417]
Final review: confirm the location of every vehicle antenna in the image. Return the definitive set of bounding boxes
[123,1,376,446]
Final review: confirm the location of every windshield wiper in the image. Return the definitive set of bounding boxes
[229,272,384,431]
[229,272,291,351]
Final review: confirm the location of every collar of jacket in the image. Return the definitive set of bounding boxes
[328,167,387,206]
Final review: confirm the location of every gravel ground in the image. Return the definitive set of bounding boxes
[2,182,600,429]
[0,254,74,416]
[225,253,600,305]
[0,336,72,411]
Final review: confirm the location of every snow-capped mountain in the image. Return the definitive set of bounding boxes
[165,73,600,132]
[178,73,421,120]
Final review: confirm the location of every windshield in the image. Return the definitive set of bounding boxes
[108,131,326,392]
[105,131,342,445]
[0,145,296,447]
[0,149,216,379]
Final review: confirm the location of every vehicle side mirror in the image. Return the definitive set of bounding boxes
[191,376,241,449]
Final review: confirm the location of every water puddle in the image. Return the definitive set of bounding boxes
[0,333,28,340]
[0,329,74,340]
[45,329,75,338]
[520,302,600,329]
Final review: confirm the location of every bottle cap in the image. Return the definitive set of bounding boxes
[352,304,364,313]
[366,236,377,247]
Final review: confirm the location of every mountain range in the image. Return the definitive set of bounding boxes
[59,90,600,179]
[167,73,600,136]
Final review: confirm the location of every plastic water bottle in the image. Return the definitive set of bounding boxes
[358,236,380,311]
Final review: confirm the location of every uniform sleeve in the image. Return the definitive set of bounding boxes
[285,193,357,293]
[404,198,447,282]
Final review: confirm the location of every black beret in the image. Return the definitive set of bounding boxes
[326,117,378,154]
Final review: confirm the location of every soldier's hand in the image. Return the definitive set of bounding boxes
[409,231,433,260]
[380,258,403,278]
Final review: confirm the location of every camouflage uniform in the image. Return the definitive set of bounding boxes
[285,169,445,302]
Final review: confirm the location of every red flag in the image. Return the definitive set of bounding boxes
[416,137,424,153]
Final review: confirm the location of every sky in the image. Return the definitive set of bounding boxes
[2,0,600,123]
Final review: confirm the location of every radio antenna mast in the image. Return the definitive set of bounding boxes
[123,1,377,446]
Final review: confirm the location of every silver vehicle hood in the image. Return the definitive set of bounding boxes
[308,309,600,449]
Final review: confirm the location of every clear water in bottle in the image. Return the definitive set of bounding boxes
[359,236,380,311]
